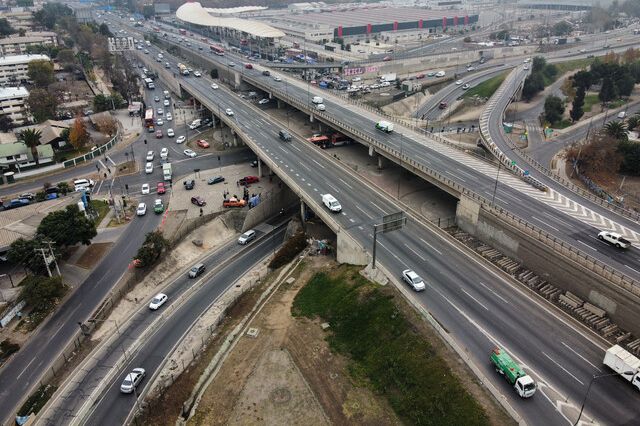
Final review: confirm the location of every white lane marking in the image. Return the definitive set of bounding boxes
[377,240,402,262]
[625,264,640,274]
[543,211,572,227]
[338,178,353,190]
[291,144,301,152]
[94,180,104,195]
[349,218,355,223]
[531,216,559,232]
[404,243,426,261]
[419,237,443,255]
[460,288,489,311]
[300,163,311,172]
[17,357,41,380]
[542,352,584,385]
[106,156,116,166]
[327,183,339,193]
[493,195,510,205]
[369,201,388,215]
[576,240,597,251]
[446,171,466,182]
[560,342,602,372]
[478,282,510,304]
[354,204,370,218]
[311,158,325,169]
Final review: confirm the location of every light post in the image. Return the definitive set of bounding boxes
[574,371,633,426]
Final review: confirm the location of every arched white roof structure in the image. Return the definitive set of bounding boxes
[205,6,268,15]
[176,2,285,39]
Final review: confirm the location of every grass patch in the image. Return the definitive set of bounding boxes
[583,94,600,112]
[90,199,110,225]
[463,72,507,99]
[554,57,596,75]
[17,384,58,416]
[292,267,489,426]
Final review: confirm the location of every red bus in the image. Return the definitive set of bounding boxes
[306,135,329,146]
[144,108,154,127]
[210,45,225,56]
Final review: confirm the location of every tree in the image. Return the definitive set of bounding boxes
[604,120,628,141]
[599,77,617,105]
[98,23,112,37]
[210,68,218,79]
[553,21,572,36]
[37,205,97,247]
[57,49,76,71]
[522,72,544,101]
[27,88,57,123]
[0,116,13,132]
[570,86,585,122]
[0,18,14,36]
[94,114,118,136]
[133,231,169,268]
[20,275,65,312]
[142,5,155,19]
[615,73,635,97]
[544,95,565,124]
[93,94,112,112]
[7,237,59,275]
[69,116,90,149]
[566,134,622,177]
[618,139,640,174]
[627,115,640,132]
[20,128,42,166]
[572,70,592,89]
[33,3,73,30]
[27,60,55,88]
[18,28,25,37]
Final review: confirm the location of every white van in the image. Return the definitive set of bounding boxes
[74,178,95,192]
[617,111,626,119]
[189,119,201,130]
[435,70,446,78]
[312,96,323,104]
[322,194,342,213]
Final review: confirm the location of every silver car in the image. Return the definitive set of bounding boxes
[120,368,145,393]
[402,269,426,291]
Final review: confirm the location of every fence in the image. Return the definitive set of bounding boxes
[62,130,120,169]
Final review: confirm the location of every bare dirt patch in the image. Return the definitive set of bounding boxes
[73,243,113,269]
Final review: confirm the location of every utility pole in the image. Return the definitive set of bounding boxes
[36,248,52,277]
[44,240,61,276]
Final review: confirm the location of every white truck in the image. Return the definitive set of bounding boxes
[603,345,640,391]
[162,163,172,181]
[189,119,201,130]
[375,120,394,133]
[380,73,396,83]
[597,231,631,249]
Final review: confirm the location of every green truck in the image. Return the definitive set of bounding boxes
[490,347,536,398]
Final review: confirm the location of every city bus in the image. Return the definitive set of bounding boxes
[210,45,225,56]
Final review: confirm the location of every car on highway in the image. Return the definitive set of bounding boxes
[145,162,154,174]
[176,135,186,144]
[438,101,448,109]
[184,179,195,190]
[166,113,172,121]
[163,99,170,107]
[262,70,270,76]
[156,119,163,126]
[258,98,269,105]
[196,139,210,148]
[225,108,234,116]
[207,176,224,185]
[211,83,218,89]
[435,71,445,77]
[167,128,174,137]
[382,56,392,61]
[155,129,162,138]
[402,269,426,291]
[228,62,236,67]
[455,80,463,85]
[416,73,425,79]
[157,108,163,115]
[191,196,206,206]
[273,75,282,82]
[427,71,436,77]
[141,183,150,194]
[136,202,147,216]
[462,83,470,90]
[160,147,169,159]
[466,66,475,72]
[153,198,164,214]
[154,96,160,102]
[598,231,631,249]
[238,229,256,245]
[184,149,197,158]
[157,182,166,194]
[316,103,326,111]
[244,63,253,69]
[149,293,167,309]
[188,263,205,278]
[193,71,202,77]
[523,64,529,70]
[120,368,146,393]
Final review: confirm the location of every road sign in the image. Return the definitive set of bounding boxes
[108,37,134,52]
[382,211,406,233]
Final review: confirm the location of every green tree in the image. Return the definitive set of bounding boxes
[7,237,58,275]
[599,77,617,105]
[618,139,640,174]
[0,18,14,36]
[98,23,112,37]
[57,49,76,71]
[604,120,628,140]
[20,128,42,166]
[627,115,640,132]
[570,86,585,122]
[33,3,73,30]
[553,21,572,36]
[27,88,57,123]
[37,205,97,247]
[20,275,65,311]
[572,70,593,89]
[134,231,169,268]
[210,68,218,79]
[27,60,54,88]
[93,94,112,112]
[544,95,565,124]
[615,73,635,97]
[522,73,544,101]
[0,116,13,132]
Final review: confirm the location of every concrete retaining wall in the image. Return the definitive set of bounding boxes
[241,187,298,232]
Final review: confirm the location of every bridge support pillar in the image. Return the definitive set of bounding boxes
[309,113,314,123]
[277,99,284,109]
[455,195,480,234]
[377,155,385,170]
[300,200,306,223]
[257,160,262,177]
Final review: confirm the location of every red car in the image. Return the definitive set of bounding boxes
[157,182,166,194]
[416,73,425,79]
[382,56,392,62]
[244,63,253,69]
[238,176,259,186]
[155,129,162,138]
[196,139,210,148]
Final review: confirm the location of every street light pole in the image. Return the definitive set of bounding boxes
[574,371,633,426]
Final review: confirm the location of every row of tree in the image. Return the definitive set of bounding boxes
[522,57,558,101]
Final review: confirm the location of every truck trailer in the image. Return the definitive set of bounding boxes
[603,345,640,391]
[490,347,536,398]
[375,121,394,133]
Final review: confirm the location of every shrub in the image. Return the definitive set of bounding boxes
[268,231,307,269]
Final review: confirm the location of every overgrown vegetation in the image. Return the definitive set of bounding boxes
[268,232,307,269]
[0,339,20,364]
[17,384,58,416]
[292,268,489,426]
[134,231,169,268]
[463,72,507,99]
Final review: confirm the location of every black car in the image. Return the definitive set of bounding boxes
[279,130,292,142]
[191,196,206,206]
[207,176,225,185]
[184,179,195,190]
[262,70,271,76]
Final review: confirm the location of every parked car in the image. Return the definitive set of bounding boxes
[184,179,195,190]
[223,198,247,208]
[154,96,160,102]
[157,108,163,115]
[148,293,167,310]
[191,196,206,206]
[196,139,210,148]
[156,182,166,194]
[238,176,259,186]
[136,202,147,216]
[166,113,172,121]
[238,229,256,245]
[120,368,146,393]
[207,176,224,185]
[146,151,155,161]
[184,149,197,158]
[163,99,170,107]
[402,269,426,291]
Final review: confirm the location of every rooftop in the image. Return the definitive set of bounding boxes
[0,35,54,45]
[0,53,50,66]
[0,86,29,100]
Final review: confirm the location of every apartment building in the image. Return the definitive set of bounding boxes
[0,32,58,56]
[1,10,35,31]
[0,86,30,126]
[0,54,50,85]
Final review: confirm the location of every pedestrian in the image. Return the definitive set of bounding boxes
[200,207,203,216]
[104,172,107,179]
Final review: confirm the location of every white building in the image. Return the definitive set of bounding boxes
[0,32,58,56]
[0,87,30,126]
[0,54,50,85]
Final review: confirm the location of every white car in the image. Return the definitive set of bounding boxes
[166,113,172,121]
[145,162,154,174]
[402,269,426,291]
[455,80,463,85]
[149,293,167,310]
[194,71,202,77]
[225,108,234,116]
[466,66,475,72]
[160,147,169,159]
[211,83,218,89]
[598,231,631,249]
[228,62,236,67]
[238,229,256,245]
[136,202,147,216]
[167,128,174,137]
[273,75,282,81]
[141,183,150,194]
[258,98,269,105]
[120,368,145,393]
[352,76,362,82]
[146,151,154,161]
[183,149,197,158]
[176,135,186,144]
[435,71,445,77]
[156,119,163,126]
[316,103,326,111]
[462,83,470,90]
[163,99,170,107]
[157,108,163,115]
